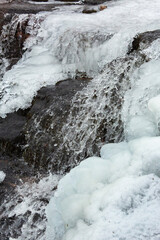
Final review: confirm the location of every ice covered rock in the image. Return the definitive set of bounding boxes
[83,0,107,5]
[46,136,160,240]
[0,171,6,183]
[148,95,160,119]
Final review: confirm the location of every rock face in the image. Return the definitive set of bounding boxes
[23,79,90,172]
[1,14,29,70]
[0,110,26,158]
[0,78,89,170]
[128,30,160,53]
[0,13,45,72]
[82,7,98,13]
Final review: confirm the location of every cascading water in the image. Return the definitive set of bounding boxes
[1,0,160,239]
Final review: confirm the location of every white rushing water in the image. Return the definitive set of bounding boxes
[1,0,160,117]
[1,0,160,239]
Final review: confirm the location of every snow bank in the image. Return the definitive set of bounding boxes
[0,171,6,183]
[46,136,160,240]
[46,88,160,239]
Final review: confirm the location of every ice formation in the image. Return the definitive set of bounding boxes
[0,171,6,183]
[46,66,160,239]
[45,0,160,239]
[0,0,160,239]
[1,0,160,117]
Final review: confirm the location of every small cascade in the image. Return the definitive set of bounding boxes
[60,54,146,169]
[0,12,46,81]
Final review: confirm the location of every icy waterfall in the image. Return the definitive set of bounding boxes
[1,0,160,239]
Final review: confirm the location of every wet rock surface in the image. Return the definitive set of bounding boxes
[129,29,160,53]
[0,78,89,174]
[82,7,98,13]
[0,12,45,72]
[23,78,90,172]
[0,1,60,14]
[0,111,26,158]
[0,169,59,240]
[83,0,110,5]
[0,156,34,205]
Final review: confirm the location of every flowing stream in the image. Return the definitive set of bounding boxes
[1,0,160,239]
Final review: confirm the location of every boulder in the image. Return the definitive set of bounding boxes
[82,7,97,13]
[23,78,89,172]
[0,78,89,172]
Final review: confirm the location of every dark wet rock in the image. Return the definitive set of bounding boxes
[0,13,4,34]
[0,156,35,205]
[129,29,160,53]
[82,7,97,13]
[23,78,89,172]
[0,169,58,240]
[82,5,107,13]
[0,110,27,157]
[0,0,81,15]
[0,78,89,172]
[0,210,32,240]
[0,215,24,239]
[32,213,41,223]
[31,0,48,2]
[0,13,41,71]
[83,0,109,5]
[0,1,84,73]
